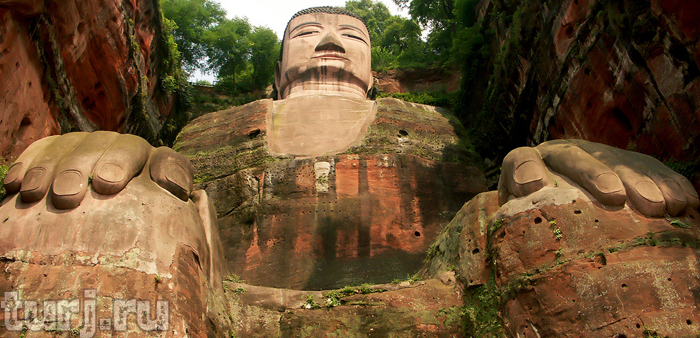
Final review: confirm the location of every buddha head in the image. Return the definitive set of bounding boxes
[275,7,372,100]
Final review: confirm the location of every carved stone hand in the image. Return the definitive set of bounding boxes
[3,131,194,209]
[498,139,699,217]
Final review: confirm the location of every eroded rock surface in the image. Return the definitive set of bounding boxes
[373,68,460,94]
[174,97,487,290]
[223,278,463,337]
[0,0,176,160]
[424,186,700,337]
[0,176,229,337]
[468,0,700,189]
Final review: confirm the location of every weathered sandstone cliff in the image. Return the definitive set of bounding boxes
[465,0,700,189]
[174,97,488,290]
[424,187,700,337]
[0,0,176,160]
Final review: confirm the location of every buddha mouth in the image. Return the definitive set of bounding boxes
[313,53,348,60]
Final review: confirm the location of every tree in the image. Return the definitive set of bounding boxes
[380,16,422,52]
[394,0,456,30]
[394,0,458,62]
[345,0,392,43]
[203,17,252,88]
[160,0,226,72]
[346,0,433,70]
[248,27,280,90]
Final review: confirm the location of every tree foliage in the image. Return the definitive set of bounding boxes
[161,0,226,72]
[248,27,280,90]
[203,17,251,85]
[161,0,490,93]
[346,0,433,71]
[161,0,280,93]
[345,0,392,43]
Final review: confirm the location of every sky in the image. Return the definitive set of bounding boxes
[191,0,409,82]
[220,0,409,40]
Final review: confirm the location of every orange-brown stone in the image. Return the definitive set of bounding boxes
[175,97,487,290]
[0,0,175,160]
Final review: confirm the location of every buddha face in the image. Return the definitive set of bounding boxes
[276,12,372,99]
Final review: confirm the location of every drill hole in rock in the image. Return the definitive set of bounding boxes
[398,130,409,138]
[687,319,692,325]
[248,129,261,139]
[414,231,421,237]
[574,210,582,214]
[472,248,480,254]
[534,217,543,224]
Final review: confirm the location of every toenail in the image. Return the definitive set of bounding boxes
[53,170,84,196]
[96,163,125,183]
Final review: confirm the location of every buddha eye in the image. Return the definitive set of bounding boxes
[293,31,316,38]
[342,34,366,44]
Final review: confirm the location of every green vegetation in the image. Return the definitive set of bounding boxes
[160,0,226,72]
[19,325,28,338]
[670,219,690,229]
[304,294,320,309]
[161,0,280,94]
[489,219,504,235]
[642,327,663,338]
[461,278,504,337]
[346,0,435,71]
[0,159,9,200]
[323,286,357,308]
[188,86,261,119]
[553,228,563,240]
[320,284,388,308]
[224,273,243,283]
[154,4,192,147]
[377,89,459,111]
[663,159,698,182]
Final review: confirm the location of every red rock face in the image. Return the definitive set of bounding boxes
[0,0,174,160]
[229,154,484,290]
[476,0,700,190]
[426,188,700,337]
[175,98,488,290]
[0,246,210,337]
[0,9,59,159]
[0,175,229,336]
[551,0,700,185]
[373,68,460,94]
[494,200,700,337]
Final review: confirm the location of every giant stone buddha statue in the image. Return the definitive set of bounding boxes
[0,5,697,298]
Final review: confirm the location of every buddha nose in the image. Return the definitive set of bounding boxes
[315,31,345,53]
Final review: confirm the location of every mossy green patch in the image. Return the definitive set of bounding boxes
[0,159,9,200]
[345,98,481,166]
[187,142,281,185]
[461,278,505,337]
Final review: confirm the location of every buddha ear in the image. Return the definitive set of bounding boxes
[274,61,282,99]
